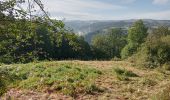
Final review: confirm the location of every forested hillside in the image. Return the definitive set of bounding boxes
[65,20,170,43]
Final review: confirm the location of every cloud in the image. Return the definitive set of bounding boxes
[138,10,170,19]
[121,0,170,5]
[42,0,126,20]
[152,0,169,5]
[50,10,170,20]
[113,10,170,20]
[50,11,106,20]
[43,0,125,12]
[39,0,170,20]
[120,0,137,3]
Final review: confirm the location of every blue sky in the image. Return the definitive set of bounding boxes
[42,0,170,20]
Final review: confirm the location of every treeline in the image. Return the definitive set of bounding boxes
[92,20,170,68]
[0,0,170,68]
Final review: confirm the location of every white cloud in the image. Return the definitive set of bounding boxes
[39,0,170,20]
[50,11,106,20]
[41,0,126,20]
[153,0,169,5]
[43,0,125,12]
[120,0,137,3]
[113,10,170,20]
[50,10,170,20]
[138,10,170,19]
[121,0,170,5]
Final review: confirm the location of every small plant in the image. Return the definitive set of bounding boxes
[140,78,157,86]
[0,80,6,96]
[85,84,104,94]
[113,67,138,81]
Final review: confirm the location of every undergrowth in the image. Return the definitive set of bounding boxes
[0,62,103,97]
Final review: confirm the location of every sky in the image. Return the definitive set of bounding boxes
[41,0,170,20]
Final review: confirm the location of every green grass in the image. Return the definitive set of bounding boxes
[0,62,103,97]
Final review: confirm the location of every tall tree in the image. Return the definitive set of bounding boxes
[121,20,148,59]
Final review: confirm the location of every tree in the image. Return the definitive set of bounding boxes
[0,0,92,63]
[92,28,127,59]
[121,20,148,59]
[131,26,170,68]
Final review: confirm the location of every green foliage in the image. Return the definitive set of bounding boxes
[0,20,92,63]
[132,27,170,68]
[121,43,138,59]
[121,20,148,59]
[0,0,92,63]
[92,28,127,59]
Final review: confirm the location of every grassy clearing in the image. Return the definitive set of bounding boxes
[0,61,103,97]
[1,61,170,100]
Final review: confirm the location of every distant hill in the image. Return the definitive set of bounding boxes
[64,19,170,43]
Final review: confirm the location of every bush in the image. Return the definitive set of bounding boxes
[132,35,170,68]
[121,43,138,59]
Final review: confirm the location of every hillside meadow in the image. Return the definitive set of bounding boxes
[1,60,170,100]
[1,1,170,100]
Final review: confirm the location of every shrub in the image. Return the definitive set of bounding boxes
[121,43,138,59]
[85,84,104,94]
[113,67,138,81]
[131,35,170,68]
[127,27,170,68]
[114,67,138,77]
